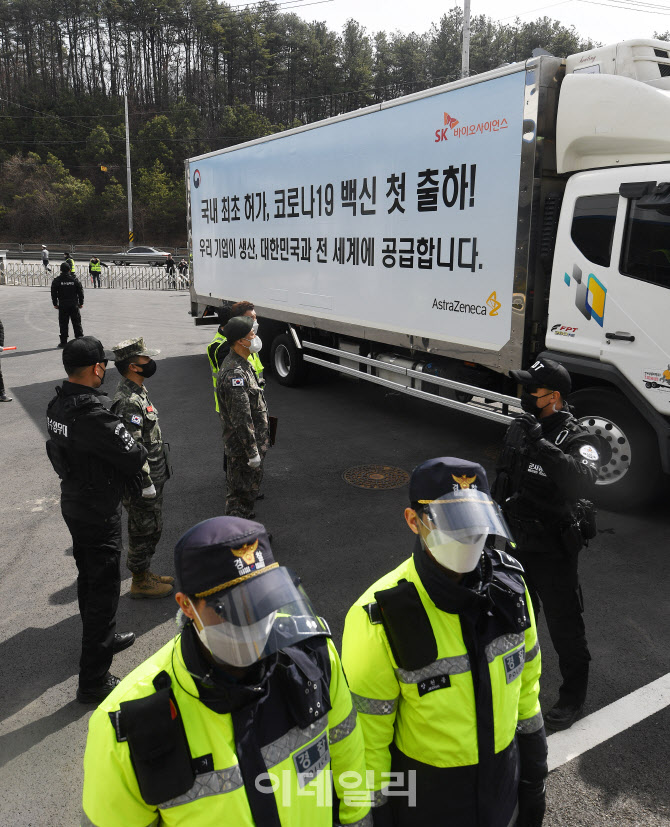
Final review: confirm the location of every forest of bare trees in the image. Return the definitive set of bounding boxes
[0,0,663,244]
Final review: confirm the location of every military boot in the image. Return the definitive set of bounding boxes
[130,571,173,599]
[147,570,175,585]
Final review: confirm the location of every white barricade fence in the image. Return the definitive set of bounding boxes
[0,263,186,290]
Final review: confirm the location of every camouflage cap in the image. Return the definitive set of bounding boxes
[111,336,161,362]
[222,315,253,344]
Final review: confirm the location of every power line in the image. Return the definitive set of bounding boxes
[227,0,334,9]
[499,1,575,22]
[576,0,670,11]
[0,96,88,130]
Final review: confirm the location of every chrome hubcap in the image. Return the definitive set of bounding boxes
[577,415,631,486]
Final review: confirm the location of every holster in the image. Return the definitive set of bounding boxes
[374,580,437,671]
[163,442,174,479]
[109,671,194,806]
[269,416,278,447]
[576,498,598,543]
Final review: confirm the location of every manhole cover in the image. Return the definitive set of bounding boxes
[342,465,410,490]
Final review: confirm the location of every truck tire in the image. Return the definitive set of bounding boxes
[270,333,308,386]
[569,388,662,509]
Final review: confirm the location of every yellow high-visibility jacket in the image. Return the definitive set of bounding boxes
[82,631,371,827]
[342,547,546,827]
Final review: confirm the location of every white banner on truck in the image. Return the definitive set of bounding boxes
[189,70,525,350]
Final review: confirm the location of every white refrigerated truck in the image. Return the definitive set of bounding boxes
[186,38,670,507]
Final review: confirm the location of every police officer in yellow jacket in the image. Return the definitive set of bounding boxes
[82,516,372,827]
[342,458,548,827]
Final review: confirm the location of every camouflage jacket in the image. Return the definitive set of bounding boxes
[111,376,165,487]
[216,349,269,458]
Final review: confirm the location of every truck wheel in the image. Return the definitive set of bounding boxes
[569,388,662,509]
[270,333,308,386]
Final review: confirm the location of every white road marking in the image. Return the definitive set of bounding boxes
[548,672,670,771]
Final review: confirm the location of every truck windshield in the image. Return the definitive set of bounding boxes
[621,201,670,290]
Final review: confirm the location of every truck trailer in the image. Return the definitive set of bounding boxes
[186,38,670,508]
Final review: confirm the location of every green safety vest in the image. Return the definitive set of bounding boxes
[341,554,543,805]
[207,330,264,414]
[66,257,75,274]
[82,635,371,827]
[90,260,102,272]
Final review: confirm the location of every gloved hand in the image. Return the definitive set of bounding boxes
[517,780,546,827]
[142,484,157,498]
[248,452,262,469]
[515,413,543,442]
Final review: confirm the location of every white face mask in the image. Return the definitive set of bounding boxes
[422,529,487,574]
[251,321,259,333]
[191,604,277,668]
[248,335,262,354]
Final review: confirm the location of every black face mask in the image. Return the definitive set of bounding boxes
[134,359,157,378]
[520,391,537,414]
[97,367,106,386]
[520,389,552,414]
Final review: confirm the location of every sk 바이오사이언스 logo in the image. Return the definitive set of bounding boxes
[435,112,460,143]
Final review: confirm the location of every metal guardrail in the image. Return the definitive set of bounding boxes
[0,262,190,291]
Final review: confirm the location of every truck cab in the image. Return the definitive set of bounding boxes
[543,39,670,505]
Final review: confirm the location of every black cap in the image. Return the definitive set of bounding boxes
[63,252,70,258]
[510,358,571,396]
[409,457,490,504]
[222,315,253,344]
[174,516,276,597]
[60,262,71,274]
[62,336,114,371]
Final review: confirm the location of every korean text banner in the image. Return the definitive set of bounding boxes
[190,70,526,350]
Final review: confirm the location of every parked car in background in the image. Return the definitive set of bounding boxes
[111,246,170,266]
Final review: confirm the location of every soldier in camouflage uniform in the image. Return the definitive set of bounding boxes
[216,316,270,518]
[111,337,173,599]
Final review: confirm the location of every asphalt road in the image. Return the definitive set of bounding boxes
[0,285,668,826]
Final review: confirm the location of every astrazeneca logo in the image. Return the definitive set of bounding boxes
[193,169,201,188]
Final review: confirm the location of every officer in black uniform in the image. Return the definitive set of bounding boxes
[0,316,12,402]
[51,261,84,348]
[492,359,600,731]
[46,336,148,703]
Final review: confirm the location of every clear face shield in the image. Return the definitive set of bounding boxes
[192,567,326,668]
[416,489,514,573]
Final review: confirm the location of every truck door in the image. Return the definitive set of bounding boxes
[548,165,670,416]
[615,178,670,405]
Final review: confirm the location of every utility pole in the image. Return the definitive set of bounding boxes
[462,0,471,79]
[124,93,134,245]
